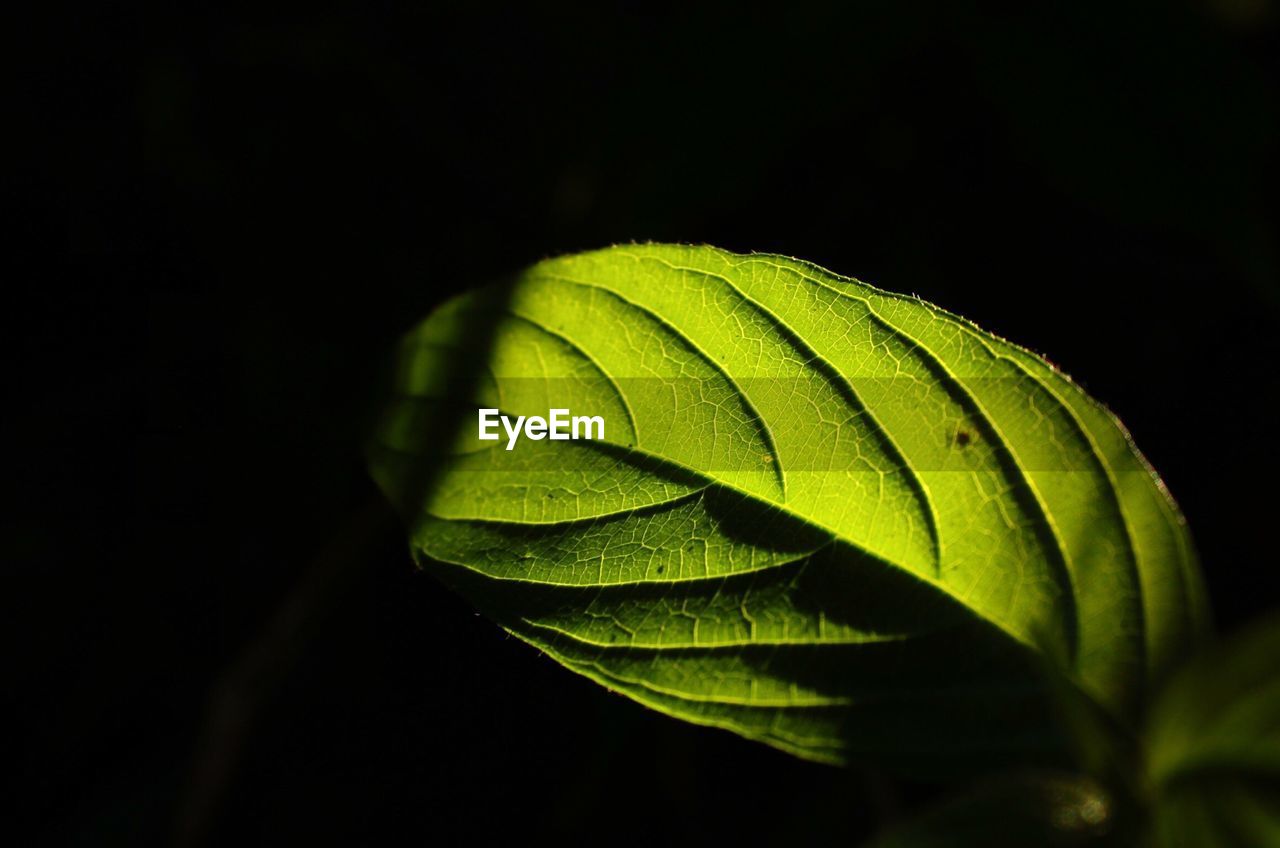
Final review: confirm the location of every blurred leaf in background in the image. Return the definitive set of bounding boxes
[1146,614,1280,846]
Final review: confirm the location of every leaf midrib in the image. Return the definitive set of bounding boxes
[387,409,1041,668]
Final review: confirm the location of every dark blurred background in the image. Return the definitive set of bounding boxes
[9,1,1279,843]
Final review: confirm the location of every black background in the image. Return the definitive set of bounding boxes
[11,2,1280,844]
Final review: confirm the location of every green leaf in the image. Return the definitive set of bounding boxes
[1145,614,1280,846]
[369,244,1208,769]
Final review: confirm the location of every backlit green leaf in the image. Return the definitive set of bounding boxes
[369,244,1208,769]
